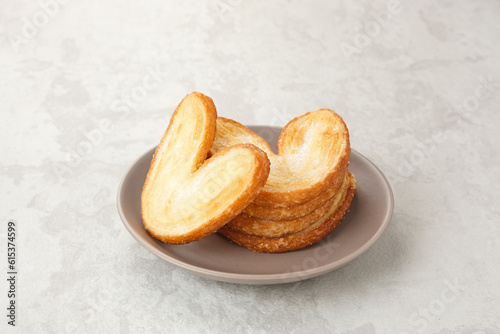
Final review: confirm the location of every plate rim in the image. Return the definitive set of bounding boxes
[117,130,394,285]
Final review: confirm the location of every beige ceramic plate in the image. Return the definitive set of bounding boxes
[117,126,394,284]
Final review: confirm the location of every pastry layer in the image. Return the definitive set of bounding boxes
[242,169,346,220]
[228,172,352,237]
[218,173,356,253]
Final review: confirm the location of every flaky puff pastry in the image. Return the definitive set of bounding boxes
[227,172,353,238]
[218,172,356,253]
[141,92,270,244]
[243,178,341,221]
[209,111,350,209]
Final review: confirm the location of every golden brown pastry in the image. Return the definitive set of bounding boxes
[141,92,270,244]
[209,111,350,208]
[219,172,357,253]
[228,172,353,237]
[242,179,341,221]
[212,110,355,253]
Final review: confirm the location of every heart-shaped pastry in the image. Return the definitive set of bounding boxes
[210,109,354,252]
[141,92,270,244]
[210,110,350,208]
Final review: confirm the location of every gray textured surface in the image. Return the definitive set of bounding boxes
[1,0,499,333]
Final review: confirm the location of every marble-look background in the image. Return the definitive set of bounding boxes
[1,0,499,333]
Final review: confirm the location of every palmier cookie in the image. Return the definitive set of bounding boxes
[141,92,270,244]
[209,111,350,208]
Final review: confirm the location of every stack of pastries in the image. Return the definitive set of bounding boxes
[141,92,356,253]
